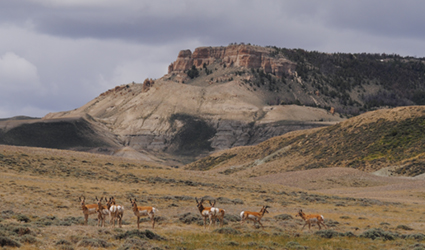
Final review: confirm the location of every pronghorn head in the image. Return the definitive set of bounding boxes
[129,198,137,207]
[296,209,305,218]
[79,196,86,206]
[262,205,270,214]
[96,197,104,211]
[106,197,113,208]
[195,198,205,212]
[209,200,216,207]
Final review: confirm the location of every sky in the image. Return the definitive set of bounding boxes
[1,0,425,118]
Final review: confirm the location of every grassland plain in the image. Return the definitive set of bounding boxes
[1,145,425,249]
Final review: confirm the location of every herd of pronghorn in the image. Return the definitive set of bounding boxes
[79,196,327,230]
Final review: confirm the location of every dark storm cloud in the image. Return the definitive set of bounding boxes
[1,0,425,118]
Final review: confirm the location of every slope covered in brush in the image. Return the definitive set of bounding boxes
[186,106,425,177]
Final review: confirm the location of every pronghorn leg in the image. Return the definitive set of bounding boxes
[137,216,140,229]
[209,214,213,228]
[118,215,122,228]
[203,217,207,229]
[317,221,321,230]
[151,214,155,229]
[301,222,307,230]
[258,220,264,229]
[84,214,89,225]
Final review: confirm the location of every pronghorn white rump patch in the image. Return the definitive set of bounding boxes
[321,215,324,220]
[210,207,219,215]
[240,211,245,219]
[110,205,124,213]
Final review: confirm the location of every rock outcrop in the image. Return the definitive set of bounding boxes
[168,45,296,78]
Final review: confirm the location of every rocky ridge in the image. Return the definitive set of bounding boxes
[168,44,296,78]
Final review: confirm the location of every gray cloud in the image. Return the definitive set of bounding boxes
[0,0,424,118]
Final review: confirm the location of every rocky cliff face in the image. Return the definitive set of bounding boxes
[168,45,296,78]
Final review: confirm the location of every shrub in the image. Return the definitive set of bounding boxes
[77,238,113,248]
[213,227,241,235]
[15,214,30,223]
[114,230,164,241]
[314,229,340,239]
[224,214,240,222]
[19,234,38,244]
[396,224,413,230]
[12,226,31,236]
[406,233,425,241]
[360,228,399,241]
[178,212,202,225]
[274,214,293,221]
[56,239,73,246]
[0,236,21,247]
[117,237,150,250]
[285,241,307,249]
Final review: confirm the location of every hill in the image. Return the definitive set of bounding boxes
[186,106,425,178]
[1,44,425,164]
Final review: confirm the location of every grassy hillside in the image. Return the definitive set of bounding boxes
[186,106,425,177]
[1,145,425,249]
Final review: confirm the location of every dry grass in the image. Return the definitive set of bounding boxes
[1,145,425,249]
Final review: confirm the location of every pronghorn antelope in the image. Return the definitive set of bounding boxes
[107,197,125,228]
[209,200,225,227]
[129,198,158,229]
[96,197,111,227]
[240,205,270,229]
[295,209,327,230]
[79,196,98,225]
[195,198,215,229]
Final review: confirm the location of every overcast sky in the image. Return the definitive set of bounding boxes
[1,0,424,118]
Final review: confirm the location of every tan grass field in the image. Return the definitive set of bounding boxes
[1,145,425,249]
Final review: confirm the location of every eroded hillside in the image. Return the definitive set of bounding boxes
[2,44,425,164]
[186,106,425,178]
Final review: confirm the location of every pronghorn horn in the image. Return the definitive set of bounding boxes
[195,198,199,204]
